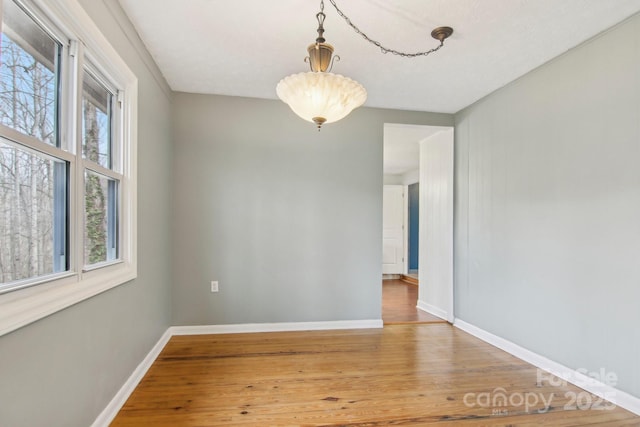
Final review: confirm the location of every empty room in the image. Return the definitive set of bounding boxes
[1,0,639,426]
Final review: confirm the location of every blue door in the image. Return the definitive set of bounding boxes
[408,183,419,273]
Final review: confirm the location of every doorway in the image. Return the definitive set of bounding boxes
[382,123,454,324]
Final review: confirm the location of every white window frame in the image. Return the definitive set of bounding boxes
[0,0,137,336]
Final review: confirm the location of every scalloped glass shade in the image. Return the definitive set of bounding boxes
[276,72,367,125]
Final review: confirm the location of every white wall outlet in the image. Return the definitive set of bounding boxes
[210,281,219,293]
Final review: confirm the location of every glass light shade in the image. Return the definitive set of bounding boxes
[276,72,367,127]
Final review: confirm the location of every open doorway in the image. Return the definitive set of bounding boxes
[382,123,454,324]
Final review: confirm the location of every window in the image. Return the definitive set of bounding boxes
[0,139,67,284]
[0,0,137,335]
[82,69,120,267]
[0,0,67,288]
[0,0,59,146]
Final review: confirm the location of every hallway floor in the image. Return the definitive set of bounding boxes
[382,279,447,324]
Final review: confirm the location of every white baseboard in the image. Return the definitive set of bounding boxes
[91,328,172,427]
[416,300,447,320]
[171,319,383,335]
[454,318,640,416]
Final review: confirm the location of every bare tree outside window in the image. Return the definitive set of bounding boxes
[82,70,118,266]
[0,1,57,145]
[0,0,64,285]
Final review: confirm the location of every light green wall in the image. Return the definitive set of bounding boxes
[171,93,453,325]
[0,1,173,426]
[455,14,640,397]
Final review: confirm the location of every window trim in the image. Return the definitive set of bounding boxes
[0,0,137,336]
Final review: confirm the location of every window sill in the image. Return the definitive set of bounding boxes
[0,264,136,336]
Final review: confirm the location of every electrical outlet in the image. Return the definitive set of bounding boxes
[210,281,219,293]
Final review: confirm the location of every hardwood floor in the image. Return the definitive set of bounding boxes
[382,279,445,324]
[112,324,638,426]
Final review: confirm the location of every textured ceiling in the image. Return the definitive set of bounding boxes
[118,0,640,114]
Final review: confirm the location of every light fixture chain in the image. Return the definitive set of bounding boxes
[327,0,444,57]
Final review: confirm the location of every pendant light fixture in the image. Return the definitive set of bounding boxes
[276,2,366,130]
[276,0,454,130]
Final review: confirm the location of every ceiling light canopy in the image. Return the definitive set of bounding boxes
[276,0,453,130]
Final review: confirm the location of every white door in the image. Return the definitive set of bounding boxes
[382,185,404,274]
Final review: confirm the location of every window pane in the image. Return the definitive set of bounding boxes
[0,0,60,146]
[84,170,118,266]
[82,71,112,169]
[0,138,68,286]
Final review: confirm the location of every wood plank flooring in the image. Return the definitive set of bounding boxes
[382,279,445,324]
[111,324,639,426]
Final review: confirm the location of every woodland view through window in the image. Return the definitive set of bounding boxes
[82,70,120,267]
[0,0,134,297]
